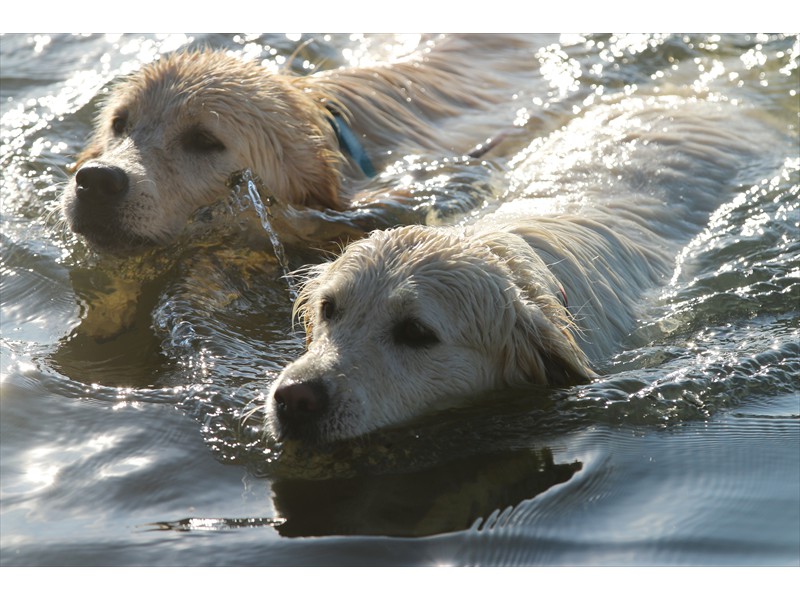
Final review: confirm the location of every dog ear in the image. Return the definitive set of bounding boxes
[474,228,595,387]
[257,114,346,211]
[503,291,596,388]
[260,81,348,211]
[303,141,347,211]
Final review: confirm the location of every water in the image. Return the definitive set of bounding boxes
[1,33,798,566]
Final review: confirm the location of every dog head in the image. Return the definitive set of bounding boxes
[63,50,345,253]
[267,225,594,444]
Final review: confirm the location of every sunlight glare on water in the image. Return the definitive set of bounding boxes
[342,34,423,68]
[0,33,797,567]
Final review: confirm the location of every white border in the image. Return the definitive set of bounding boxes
[2,1,797,33]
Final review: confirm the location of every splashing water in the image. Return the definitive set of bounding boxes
[225,170,296,301]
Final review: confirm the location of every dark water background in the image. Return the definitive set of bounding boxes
[1,33,798,567]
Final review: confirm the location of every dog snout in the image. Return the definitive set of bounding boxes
[75,164,129,206]
[273,378,330,440]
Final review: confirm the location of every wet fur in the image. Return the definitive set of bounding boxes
[62,35,533,252]
[268,94,782,444]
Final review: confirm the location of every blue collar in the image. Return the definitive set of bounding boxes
[328,112,377,178]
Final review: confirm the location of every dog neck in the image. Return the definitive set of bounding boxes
[326,110,376,178]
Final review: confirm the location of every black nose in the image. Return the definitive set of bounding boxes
[273,379,330,439]
[75,164,129,206]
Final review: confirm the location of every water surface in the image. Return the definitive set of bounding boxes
[1,33,798,566]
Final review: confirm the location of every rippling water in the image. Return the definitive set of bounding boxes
[1,33,798,566]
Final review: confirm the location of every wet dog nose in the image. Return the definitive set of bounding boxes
[75,164,129,205]
[273,379,330,437]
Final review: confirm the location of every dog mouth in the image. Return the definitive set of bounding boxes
[65,162,159,254]
[70,217,155,255]
[269,377,364,446]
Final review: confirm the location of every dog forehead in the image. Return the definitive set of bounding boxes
[317,258,406,312]
[135,52,255,90]
[117,52,278,116]
[323,227,510,320]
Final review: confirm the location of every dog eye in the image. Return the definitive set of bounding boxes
[111,111,128,136]
[182,127,225,153]
[392,318,439,349]
[320,299,335,321]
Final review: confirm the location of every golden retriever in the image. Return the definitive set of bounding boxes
[266,94,783,444]
[62,34,534,253]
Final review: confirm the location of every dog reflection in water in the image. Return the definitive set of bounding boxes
[152,446,581,538]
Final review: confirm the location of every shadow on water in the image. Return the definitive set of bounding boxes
[152,446,580,538]
[48,264,175,387]
[270,446,580,537]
